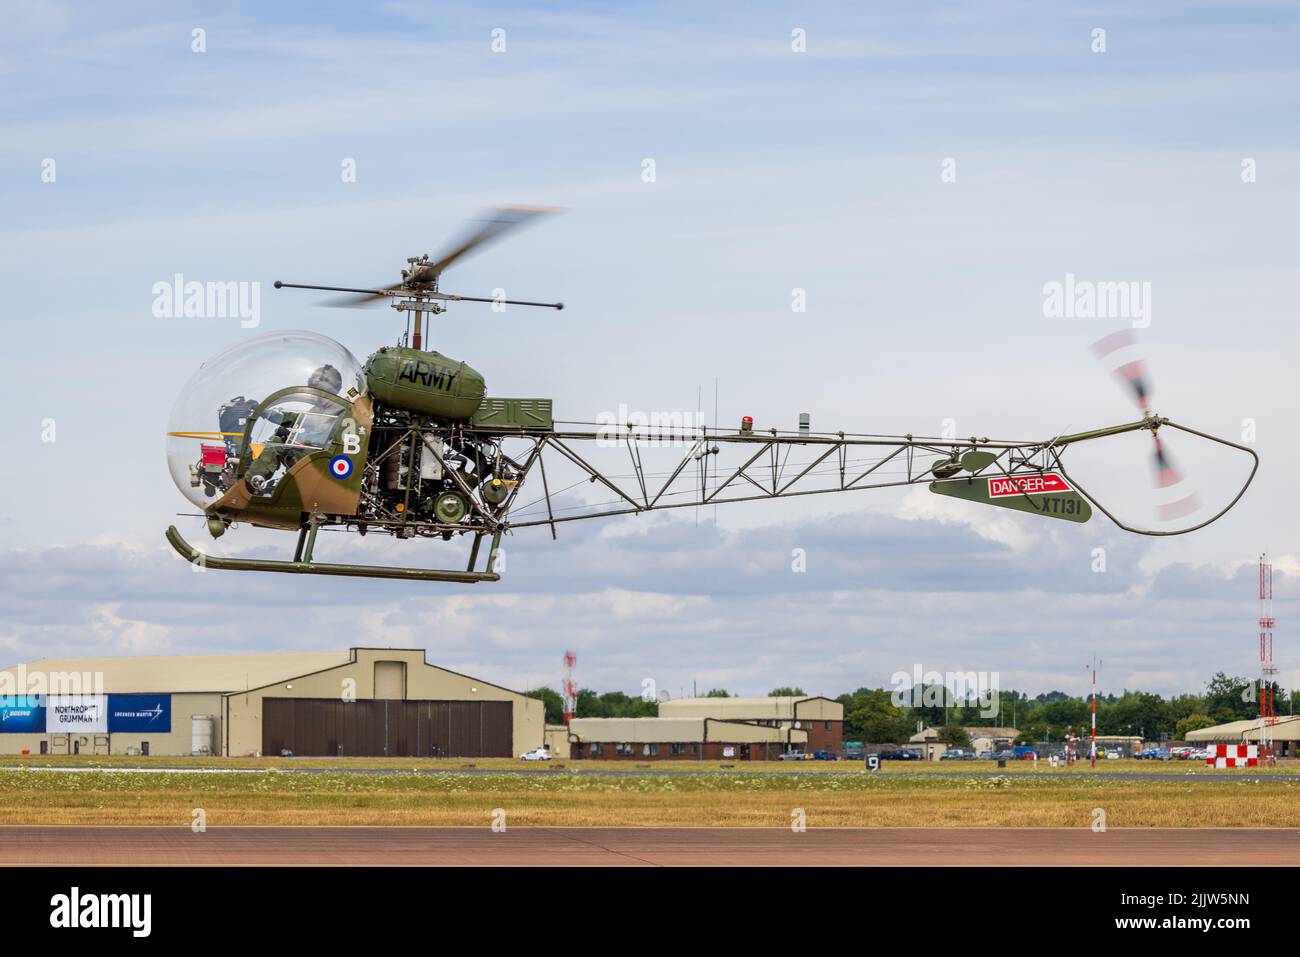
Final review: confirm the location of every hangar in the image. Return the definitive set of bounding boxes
[0,647,544,758]
[1186,717,1300,757]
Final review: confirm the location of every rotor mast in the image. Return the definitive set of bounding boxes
[273,205,565,350]
[401,255,442,350]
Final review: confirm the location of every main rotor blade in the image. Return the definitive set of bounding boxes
[417,204,562,280]
[319,288,396,308]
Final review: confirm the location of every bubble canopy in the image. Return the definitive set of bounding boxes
[166,331,367,509]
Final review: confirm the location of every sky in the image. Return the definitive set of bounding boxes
[1,1,1297,707]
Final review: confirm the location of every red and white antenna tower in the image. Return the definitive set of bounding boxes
[1259,553,1277,763]
[561,650,578,726]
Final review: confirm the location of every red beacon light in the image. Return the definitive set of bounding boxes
[740,416,753,434]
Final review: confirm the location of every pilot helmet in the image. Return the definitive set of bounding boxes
[308,363,343,393]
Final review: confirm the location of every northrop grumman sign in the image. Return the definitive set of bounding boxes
[46,695,108,733]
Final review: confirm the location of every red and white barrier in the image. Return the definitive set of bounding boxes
[1206,744,1258,768]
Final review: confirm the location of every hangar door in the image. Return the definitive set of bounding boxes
[262,698,513,757]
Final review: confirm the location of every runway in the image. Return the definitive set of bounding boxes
[5,826,1299,866]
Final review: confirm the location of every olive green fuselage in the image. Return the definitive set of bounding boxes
[364,346,486,420]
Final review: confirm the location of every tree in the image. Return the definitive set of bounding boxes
[843,689,914,743]
[1107,690,1170,740]
[1204,673,1255,723]
[524,687,564,725]
[769,687,806,697]
[1167,693,1206,726]
[702,688,731,698]
[575,688,657,718]
[1175,713,1217,740]
[1038,697,1089,737]
[936,725,971,748]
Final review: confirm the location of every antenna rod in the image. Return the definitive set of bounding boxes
[273,281,394,296]
[440,294,564,310]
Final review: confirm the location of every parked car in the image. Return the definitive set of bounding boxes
[877,749,922,761]
[779,751,813,761]
[812,751,839,761]
[519,747,552,761]
[1135,748,1172,760]
[940,749,976,760]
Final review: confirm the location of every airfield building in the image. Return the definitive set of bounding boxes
[566,695,843,760]
[0,647,544,758]
[1186,717,1300,757]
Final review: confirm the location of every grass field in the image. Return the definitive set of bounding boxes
[2,757,1298,827]
[6,753,1298,775]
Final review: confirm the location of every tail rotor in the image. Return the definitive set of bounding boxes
[1091,330,1200,522]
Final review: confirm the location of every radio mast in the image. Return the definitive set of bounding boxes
[1259,554,1277,764]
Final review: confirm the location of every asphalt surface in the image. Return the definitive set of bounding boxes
[6,826,1299,866]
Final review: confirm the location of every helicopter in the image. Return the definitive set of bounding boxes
[165,206,1259,583]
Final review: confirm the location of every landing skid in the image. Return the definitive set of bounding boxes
[165,525,501,583]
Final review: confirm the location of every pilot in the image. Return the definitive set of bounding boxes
[244,364,346,491]
[308,363,344,395]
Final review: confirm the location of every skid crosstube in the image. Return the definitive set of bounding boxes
[165,525,500,583]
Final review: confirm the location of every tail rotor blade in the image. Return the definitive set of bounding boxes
[1151,432,1200,519]
[1151,434,1181,487]
[1092,330,1151,413]
[1114,360,1151,413]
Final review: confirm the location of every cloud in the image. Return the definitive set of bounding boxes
[0,507,1288,698]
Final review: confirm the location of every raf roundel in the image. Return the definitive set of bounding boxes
[329,455,353,480]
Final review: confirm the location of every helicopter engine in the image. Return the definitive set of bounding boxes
[365,411,515,538]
